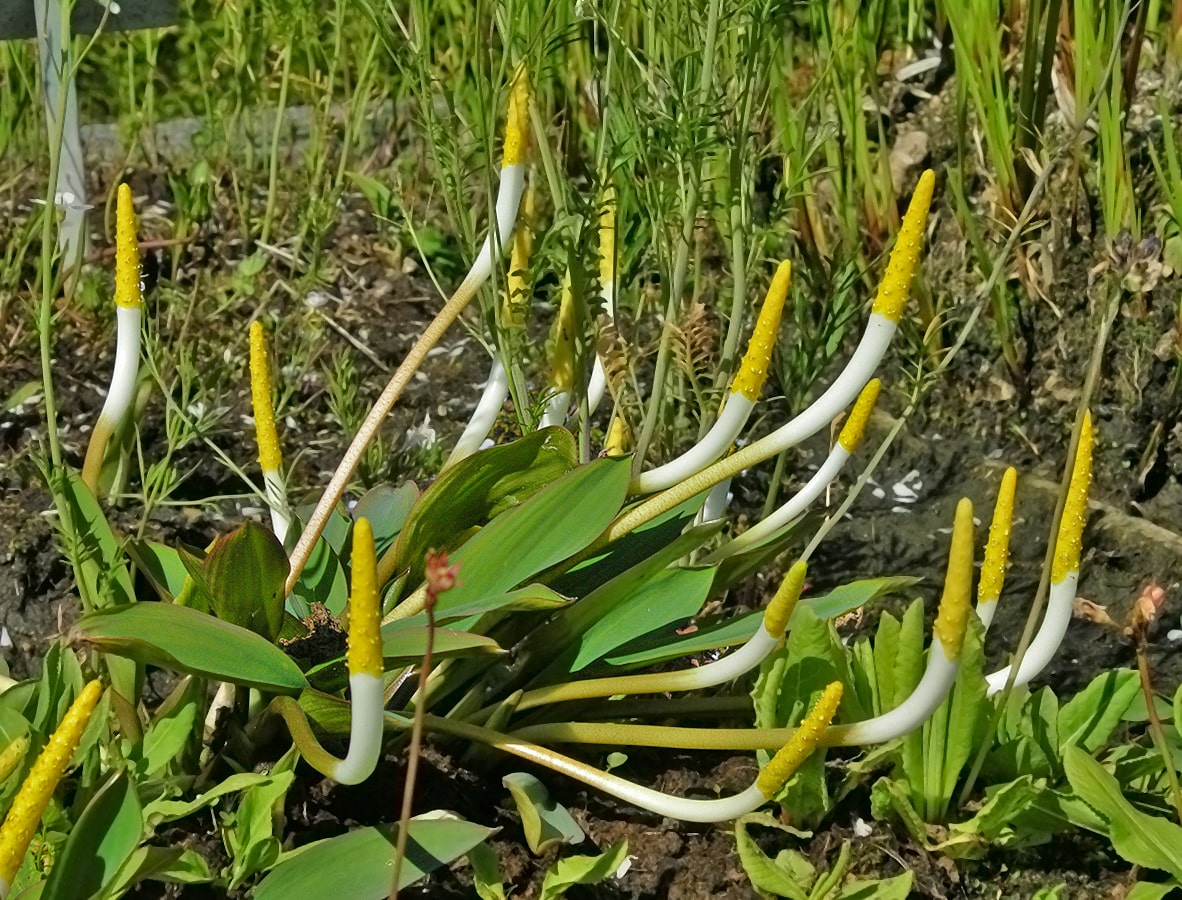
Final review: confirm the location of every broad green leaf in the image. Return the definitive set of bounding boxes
[1175,683,1182,736]
[553,494,711,597]
[30,642,85,735]
[352,482,419,556]
[1125,882,1180,900]
[434,456,631,615]
[893,600,927,806]
[55,468,135,609]
[255,817,495,899]
[199,521,289,641]
[603,610,763,668]
[802,576,922,621]
[125,541,188,601]
[949,776,1065,849]
[1058,669,1140,754]
[468,843,507,900]
[225,768,296,889]
[924,616,987,820]
[390,427,578,588]
[1063,745,1182,880]
[537,839,628,900]
[54,468,137,699]
[839,872,915,900]
[143,772,283,826]
[133,680,199,778]
[568,567,714,672]
[101,846,213,896]
[381,625,503,663]
[77,603,307,695]
[526,521,720,674]
[397,585,570,627]
[733,812,811,900]
[289,534,348,618]
[42,770,142,900]
[502,772,585,855]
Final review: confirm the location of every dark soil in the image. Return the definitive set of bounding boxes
[2,59,1181,900]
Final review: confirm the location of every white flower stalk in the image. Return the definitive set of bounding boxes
[986,414,1092,696]
[831,496,973,745]
[587,185,617,415]
[249,321,290,544]
[704,379,881,563]
[699,475,732,523]
[445,359,511,468]
[0,680,103,899]
[727,170,935,466]
[284,65,532,596]
[445,188,537,469]
[82,183,142,492]
[276,519,385,784]
[631,261,792,494]
[509,562,807,715]
[540,272,576,428]
[519,502,973,752]
[455,64,530,303]
[976,467,1017,631]
[434,681,841,823]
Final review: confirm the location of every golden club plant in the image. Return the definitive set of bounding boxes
[51,64,1100,853]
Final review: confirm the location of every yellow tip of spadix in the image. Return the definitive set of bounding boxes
[502,63,531,168]
[604,415,630,457]
[1053,412,1093,583]
[933,497,974,659]
[756,681,842,798]
[249,321,283,474]
[871,169,934,323]
[114,184,142,309]
[978,467,1017,606]
[599,184,617,290]
[838,379,881,452]
[732,261,791,401]
[347,519,383,679]
[764,560,806,638]
[549,273,576,392]
[0,680,103,887]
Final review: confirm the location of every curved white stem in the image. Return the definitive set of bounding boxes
[706,447,849,561]
[331,675,385,785]
[699,476,732,524]
[632,396,756,494]
[587,356,608,416]
[756,315,895,458]
[828,637,959,745]
[445,359,510,468]
[985,573,1077,696]
[540,390,570,428]
[458,164,525,297]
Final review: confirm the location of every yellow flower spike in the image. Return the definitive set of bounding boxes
[0,681,103,891]
[599,184,616,293]
[0,735,29,786]
[870,169,935,323]
[249,321,283,474]
[501,63,531,168]
[604,415,630,458]
[1053,412,1093,583]
[763,561,806,639]
[347,519,383,680]
[756,681,842,799]
[933,497,975,659]
[502,189,536,329]
[732,261,792,401]
[549,273,577,394]
[114,184,141,310]
[978,467,1018,608]
[837,378,881,453]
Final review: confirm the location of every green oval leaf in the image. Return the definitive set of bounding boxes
[390,428,578,588]
[502,772,584,855]
[255,817,495,900]
[76,603,308,694]
[42,770,143,900]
